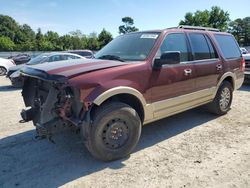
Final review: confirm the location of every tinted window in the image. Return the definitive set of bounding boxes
[189,33,211,60]
[214,34,241,59]
[205,35,218,59]
[48,55,62,62]
[61,55,81,60]
[158,33,189,62]
[78,52,92,56]
[70,55,81,59]
[26,54,49,65]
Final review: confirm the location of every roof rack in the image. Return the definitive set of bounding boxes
[169,25,220,32]
[178,25,220,32]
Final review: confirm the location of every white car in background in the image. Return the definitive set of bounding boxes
[0,57,16,76]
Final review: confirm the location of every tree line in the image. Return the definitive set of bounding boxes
[180,6,250,47]
[0,6,249,51]
[0,15,138,52]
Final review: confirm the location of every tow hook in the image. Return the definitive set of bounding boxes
[20,108,38,123]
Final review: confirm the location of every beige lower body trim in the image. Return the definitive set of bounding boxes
[143,87,216,124]
[235,77,244,90]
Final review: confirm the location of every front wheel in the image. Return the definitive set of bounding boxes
[83,102,142,161]
[207,81,233,115]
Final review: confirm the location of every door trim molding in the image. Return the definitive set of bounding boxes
[144,87,216,124]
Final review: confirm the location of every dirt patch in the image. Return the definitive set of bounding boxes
[0,76,250,188]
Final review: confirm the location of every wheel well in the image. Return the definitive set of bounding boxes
[223,76,234,89]
[0,66,7,70]
[90,94,145,123]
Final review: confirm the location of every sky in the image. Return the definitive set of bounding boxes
[0,0,249,37]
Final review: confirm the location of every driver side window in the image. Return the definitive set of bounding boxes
[157,33,189,62]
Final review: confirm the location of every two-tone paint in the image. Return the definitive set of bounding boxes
[20,28,244,126]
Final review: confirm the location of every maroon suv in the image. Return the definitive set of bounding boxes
[19,26,244,161]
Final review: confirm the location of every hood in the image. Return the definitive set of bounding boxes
[20,59,128,82]
[9,64,26,71]
[7,64,26,77]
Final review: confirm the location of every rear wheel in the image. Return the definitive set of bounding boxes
[83,102,142,161]
[0,67,7,76]
[207,81,233,115]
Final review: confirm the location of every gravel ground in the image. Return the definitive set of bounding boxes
[0,76,250,188]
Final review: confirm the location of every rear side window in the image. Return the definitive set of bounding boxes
[205,35,218,59]
[214,34,241,59]
[48,55,62,62]
[189,33,212,60]
[79,52,92,56]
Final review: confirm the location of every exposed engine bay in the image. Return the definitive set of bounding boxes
[21,76,84,139]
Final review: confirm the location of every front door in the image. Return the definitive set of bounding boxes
[150,32,197,119]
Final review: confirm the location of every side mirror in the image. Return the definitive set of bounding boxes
[153,51,180,69]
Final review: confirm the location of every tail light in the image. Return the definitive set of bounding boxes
[241,58,245,72]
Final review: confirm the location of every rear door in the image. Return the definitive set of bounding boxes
[187,33,222,91]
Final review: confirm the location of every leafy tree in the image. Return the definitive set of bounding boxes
[98,29,113,48]
[87,32,99,50]
[0,15,19,41]
[180,6,230,31]
[69,30,85,38]
[69,30,87,50]
[60,34,74,50]
[209,6,230,31]
[229,17,250,46]
[0,36,15,51]
[16,24,36,50]
[44,31,62,50]
[35,28,44,50]
[119,17,139,34]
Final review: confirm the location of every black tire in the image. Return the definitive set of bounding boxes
[0,66,7,76]
[83,102,142,161]
[207,81,233,115]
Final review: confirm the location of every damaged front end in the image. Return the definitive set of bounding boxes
[20,67,85,139]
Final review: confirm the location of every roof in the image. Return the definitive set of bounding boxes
[132,25,226,35]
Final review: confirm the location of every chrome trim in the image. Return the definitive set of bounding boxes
[160,58,220,68]
[180,58,219,64]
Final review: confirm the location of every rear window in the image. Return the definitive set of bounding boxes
[214,34,241,59]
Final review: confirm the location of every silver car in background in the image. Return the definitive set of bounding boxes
[7,52,86,87]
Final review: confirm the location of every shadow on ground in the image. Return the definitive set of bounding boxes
[0,85,21,92]
[0,108,217,188]
[239,83,250,91]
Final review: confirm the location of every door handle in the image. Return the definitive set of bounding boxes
[216,64,222,70]
[184,69,192,76]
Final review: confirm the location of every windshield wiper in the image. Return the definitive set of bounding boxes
[97,55,125,62]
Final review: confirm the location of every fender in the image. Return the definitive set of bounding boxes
[216,72,236,90]
[93,86,147,106]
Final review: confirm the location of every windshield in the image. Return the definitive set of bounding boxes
[95,32,160,61]
[26,54,49,65]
